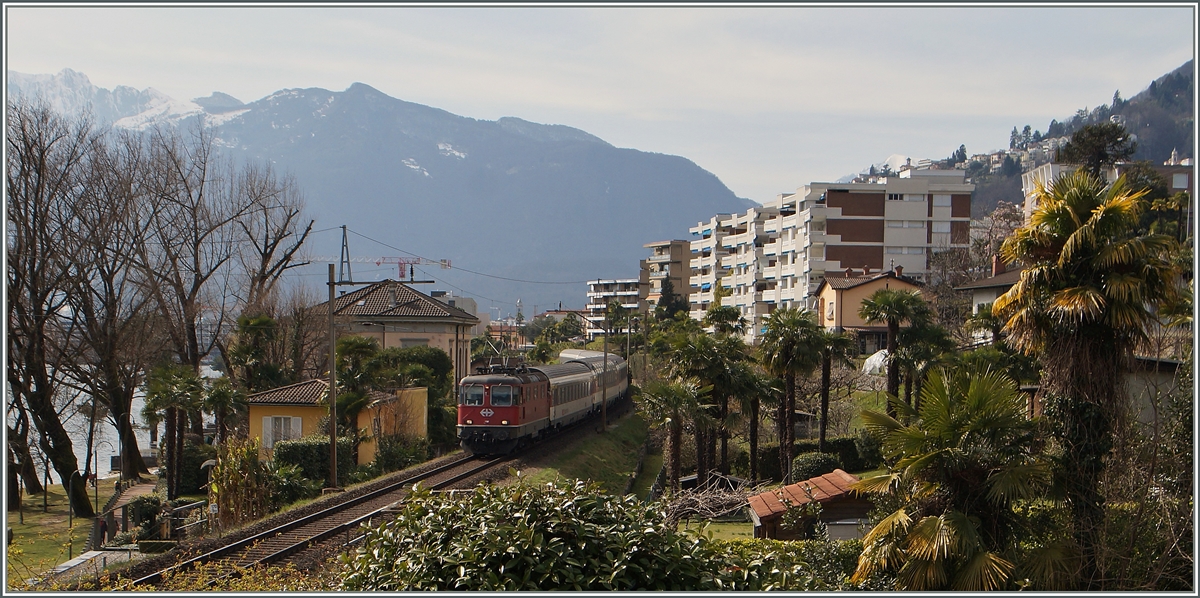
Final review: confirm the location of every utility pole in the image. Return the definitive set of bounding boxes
[327,264,339,491]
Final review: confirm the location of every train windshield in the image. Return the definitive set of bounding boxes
[461,386,484,406]
[490,385,514,407]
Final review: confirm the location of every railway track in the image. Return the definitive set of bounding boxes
[126,453,512,589]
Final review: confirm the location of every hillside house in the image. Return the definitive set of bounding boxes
[814,267,923,354]
[747,469,872,540]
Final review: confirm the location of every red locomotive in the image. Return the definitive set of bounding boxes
[457,350,629,454]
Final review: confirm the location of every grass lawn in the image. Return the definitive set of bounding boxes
[6,476,132,582]
[682,520,755,541]
[521,413,649,495]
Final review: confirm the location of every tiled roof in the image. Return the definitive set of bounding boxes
[317,280,478,322]
[817,271,921,293]
[247,379,395,406]
[954,268,1024,291]
[747,469,860,522]
[247,379,329,405]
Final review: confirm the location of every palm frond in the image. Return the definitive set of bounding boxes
[951,550,1014,591]
[985,461,1051,503]
[853,471,902,495]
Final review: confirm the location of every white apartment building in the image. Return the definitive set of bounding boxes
[584,278,642,340]
[688,169,974,343]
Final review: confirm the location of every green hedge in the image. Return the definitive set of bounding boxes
[273,435,354,487]
[179,441,217,495]
[792,452,842,482]
[753,435,883,483]
[792,437,864,472]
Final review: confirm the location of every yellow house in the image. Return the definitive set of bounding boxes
[814,266,923,354]
[246,379,427,466]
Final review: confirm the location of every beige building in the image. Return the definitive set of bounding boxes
[640,240,690,312]
[687,169,971,344]
[814,267,922,354]
[319,280,479,388]
[1022,158,1194,223]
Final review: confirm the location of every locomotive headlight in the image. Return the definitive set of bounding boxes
[501,420,508,425]
[466,419,473,425]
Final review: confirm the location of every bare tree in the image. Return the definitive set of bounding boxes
[59,128,166,481]
[234,164,313,313]
[6,99,96,517]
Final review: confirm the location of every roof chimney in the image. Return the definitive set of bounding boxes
[894,265,903,278]
[992,255,1005,277]
[862,265,871,276]
[844,267,854,277]
[389,285,398,308]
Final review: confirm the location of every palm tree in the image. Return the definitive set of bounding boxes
[813,328,856,453]
[639,380,710,494]
[992,170,1179,589]
[203,377,246,444]
[859,288,927,408]
[852,368,1053,591]
[668,332,747,484]
[758,308,821,482]
[894,307,956,409]
[144,363,202,499]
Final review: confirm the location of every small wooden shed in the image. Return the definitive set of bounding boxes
[747,469,873,540]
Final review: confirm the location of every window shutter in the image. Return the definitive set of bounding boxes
[292,417,303,440]
[263,416,274,449]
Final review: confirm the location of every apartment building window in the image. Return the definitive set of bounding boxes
[886,246,904,254]
[905,194,925,202]
[933,194,952,207]
[906,247,925,254]
[887,220,904,228]
[906,220,925,228]
[888,193,903,201]
[932,221,951,233]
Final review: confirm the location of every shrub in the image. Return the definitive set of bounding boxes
[267,462,322,509]
[273,435,354,487]
[341,478,722,590]
[791,452,842,482]
[792,437,864,472]
[853,428,883,470]
[128,494,162,528]
[755,442,783,483]
[711,538,891,590]
[374,433,430,473]
[177,440,218,495]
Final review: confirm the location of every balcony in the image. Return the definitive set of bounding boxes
[645,253,672,263]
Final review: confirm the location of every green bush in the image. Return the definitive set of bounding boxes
[128,494,162,528]
[792,437,864,472]
[340,477,887,591]
[374,434,430,474]
[273,435,354,487]
[791,452,842,482]
[341,478,722,590]
[267,462,322,508]
[711,538,891,590]
[853,428,883,470]
[161,440,217,496]
[755,442,784,483]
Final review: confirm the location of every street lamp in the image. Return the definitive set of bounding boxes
[95,441,115,512]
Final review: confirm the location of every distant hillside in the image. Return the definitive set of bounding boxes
[974,60,1194,217]
[7,70,755,312]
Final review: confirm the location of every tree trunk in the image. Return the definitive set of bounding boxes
[694,427,707,490]
[719,395,729,474]
[26,383,95,517]
[819,355,831,454]
[7,449,21,510]
[886,322,900,417]
[749,398,759,483]
[778,375,791,483]
[904,371,913,407]
[786,374,796,482]
[165,406,178,499]
[669,425,681,494]
[8,424,44,494]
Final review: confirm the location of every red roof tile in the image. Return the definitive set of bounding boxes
[747,469,861,522]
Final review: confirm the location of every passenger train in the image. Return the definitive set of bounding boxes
[456,349,629,454]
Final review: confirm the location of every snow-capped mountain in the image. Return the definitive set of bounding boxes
[7,69,754,311]
[7,68,208,129]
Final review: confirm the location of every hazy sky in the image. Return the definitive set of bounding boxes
[6,4,1195,205]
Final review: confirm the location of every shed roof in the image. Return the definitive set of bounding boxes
[747,469,860,522]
